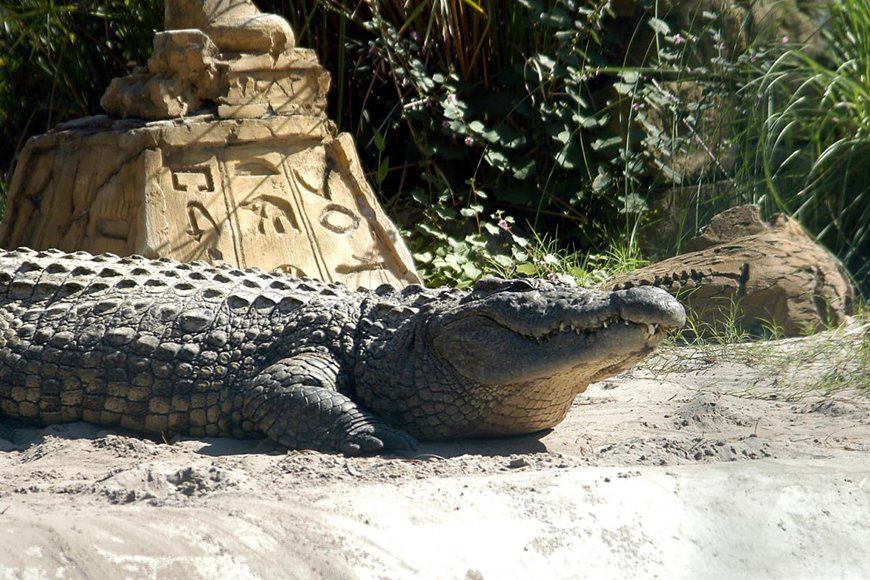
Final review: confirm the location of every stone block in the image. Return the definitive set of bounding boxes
[165,0,296,54]
[1,116,421,289]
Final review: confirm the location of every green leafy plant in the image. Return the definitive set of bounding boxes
[0,0,865,295]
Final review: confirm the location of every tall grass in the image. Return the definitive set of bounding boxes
[733,0,869,288]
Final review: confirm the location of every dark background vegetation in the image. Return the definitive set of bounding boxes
[0,0,866,290]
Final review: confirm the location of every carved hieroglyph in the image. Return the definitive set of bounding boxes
[2,1,421,288]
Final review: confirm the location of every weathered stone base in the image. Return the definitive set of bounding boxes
[1,115,420,289]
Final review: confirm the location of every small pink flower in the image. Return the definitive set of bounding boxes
[631,102,642,111]
[497,219,510,231]
[446,94,457,103]
[464,136,475,146]
[673,34,684,45]
[547,272,560,282]
[780,36,789,45]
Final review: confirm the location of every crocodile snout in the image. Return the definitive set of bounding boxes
[613,286,686,328]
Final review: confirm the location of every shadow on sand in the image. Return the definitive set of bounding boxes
[0,418,553,459]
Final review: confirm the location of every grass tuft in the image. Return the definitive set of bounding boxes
[644,304,869,398]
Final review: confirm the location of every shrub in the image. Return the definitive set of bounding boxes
[0,0,865,291]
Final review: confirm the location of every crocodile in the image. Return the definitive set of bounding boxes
[0,248,685,455]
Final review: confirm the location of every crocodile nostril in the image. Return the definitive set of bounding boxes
[614,286,687,328]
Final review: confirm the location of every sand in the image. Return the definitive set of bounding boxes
[1,323,868,578]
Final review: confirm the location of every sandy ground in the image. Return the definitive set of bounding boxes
[0,324,868,579]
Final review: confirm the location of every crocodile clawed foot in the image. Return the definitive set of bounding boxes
[341,424,419,457]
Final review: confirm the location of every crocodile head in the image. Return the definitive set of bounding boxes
[354,278,685,440]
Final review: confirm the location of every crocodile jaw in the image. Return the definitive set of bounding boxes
[424,314,670,437]
[431,313,666,388]
[419,285,684,437]
[429,285,685,387]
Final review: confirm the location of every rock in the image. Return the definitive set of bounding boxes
[165,0,296,55]
[101,73,204,121]
[2,0,421,289]
[613,205,856,336]
[508,457,530,469]
[750,0,828,57]
[101,2,327,121]
[638,181,738,257]
[148,30,221,75]
[640,81,735,183]
[607,0,824,185]
[603,1,749,185]
[682,204,770,252]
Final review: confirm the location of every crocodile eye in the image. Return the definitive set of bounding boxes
[472,277,536,293]
[472,277,503,292]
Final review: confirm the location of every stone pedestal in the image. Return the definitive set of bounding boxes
[1,115,420,289]
[1,0,421,289]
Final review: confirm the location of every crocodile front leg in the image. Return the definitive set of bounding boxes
[243,352,417,455]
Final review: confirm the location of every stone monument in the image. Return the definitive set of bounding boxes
[0,0,422,289]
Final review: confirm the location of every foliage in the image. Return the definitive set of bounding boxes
[280,0,750,286]
[409,208,646,288]
[0,0,161,180]
[732,0,869,288]
[0,0,866,292]
[282,0,868,290]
